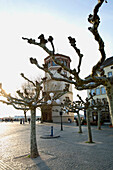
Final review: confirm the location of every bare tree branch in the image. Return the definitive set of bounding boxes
[88,0,106,76]
[21,73,36,87]
[30,57,77,85]
[68,36,83,74]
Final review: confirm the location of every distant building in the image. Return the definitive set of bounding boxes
[87,56,113,123]
[41,54,74,122]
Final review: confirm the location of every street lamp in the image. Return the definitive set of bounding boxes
[47,93,61,105]
[49,92,54,98]
[47,92,62,132]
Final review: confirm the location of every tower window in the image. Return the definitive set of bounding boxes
[101,86,106,94]
[96,88,100,95]
[90,89,95,95]
[60,60,67,66]
[48,61,51,67]
[63,71,67,76]
[52,61,57,66]
[64,60,67,66]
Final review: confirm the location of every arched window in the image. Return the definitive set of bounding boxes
[64,60,67,66]
[90,89,95,95]
[101,87,106,94]
[96,88,100,95]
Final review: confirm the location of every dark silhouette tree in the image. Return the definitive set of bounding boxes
[0,74,69,158]
[18,77,41,122]
[61,97,83,133]
[62,93,96,142]
[22,0,113,125]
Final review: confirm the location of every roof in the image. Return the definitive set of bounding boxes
[44,53,71,62]
[101,56,113,68]
[85,56,113,79]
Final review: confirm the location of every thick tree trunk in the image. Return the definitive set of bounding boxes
[106,85,113,126]
[77,112,82,133]
[86,109,93,143]
[30,108,39,158]
[98,110,101,130]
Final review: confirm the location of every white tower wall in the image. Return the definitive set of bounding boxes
[42,54,74,122]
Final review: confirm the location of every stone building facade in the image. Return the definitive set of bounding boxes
[87,56,113,123]
[41,54,74,122]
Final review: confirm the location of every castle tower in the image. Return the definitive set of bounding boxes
[42,54,74,122]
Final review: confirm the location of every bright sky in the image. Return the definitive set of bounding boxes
[0,0,113,117]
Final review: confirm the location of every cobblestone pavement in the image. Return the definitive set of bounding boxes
[0,121,113,170]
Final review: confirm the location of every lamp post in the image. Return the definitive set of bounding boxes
[60,110,63,131]
[47,92,61,131]
[47,93,61,105]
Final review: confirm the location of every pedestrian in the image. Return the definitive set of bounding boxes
[22,118,25,124]
[28,118,31,124]
[20,119,22,124]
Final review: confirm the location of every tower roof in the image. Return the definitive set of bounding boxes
[44,53,71,62]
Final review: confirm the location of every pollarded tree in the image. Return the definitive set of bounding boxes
[76,94,96,143]
[90,98,108,130]
[61,97,83,133]
[0,73,69,158]
[0,73,44,158]
[22,1,113,125]
[19,77,41,122]
[62,93,95,142]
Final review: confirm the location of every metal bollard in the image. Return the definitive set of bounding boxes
[50,126,53,136]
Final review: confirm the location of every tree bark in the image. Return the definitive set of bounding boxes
[86,109,93,143]
[30,108,39,158]
[41,111,43,123]
[106,85,113,126]
[77,112,82,133]
[98,110,101,130]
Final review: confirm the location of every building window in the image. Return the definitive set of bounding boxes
[52,61,57,66]
[63,71,67,76]
[60,60,67,66]
[61,60,64,64]
[101,87,106,94]
[90,89,95,95]
[48,61,51,67]
[96,88,100,95]
[91,99,95,105]
[108,72,112,77]
[64,60,67,66]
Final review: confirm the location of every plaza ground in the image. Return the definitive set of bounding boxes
[0,121,113,170]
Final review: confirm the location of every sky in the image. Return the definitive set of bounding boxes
[0,0,113,117]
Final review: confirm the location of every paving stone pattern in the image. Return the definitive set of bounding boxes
[0,122,113,170]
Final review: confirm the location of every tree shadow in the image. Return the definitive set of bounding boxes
[13,152,54,169]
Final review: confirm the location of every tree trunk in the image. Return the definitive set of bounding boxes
[98,109,101,130]
[24,110,27,122]
[30,108,39,158]
[86,109,93,143]
[77,112,82,133]
[41,111,43,123]
[106,85,113,126]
